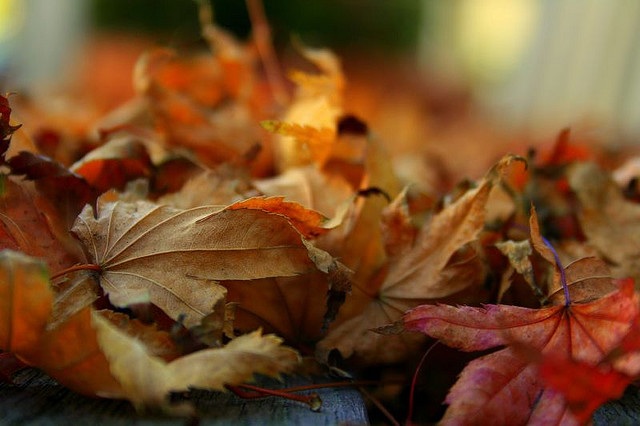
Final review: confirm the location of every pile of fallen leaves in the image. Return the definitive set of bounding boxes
[4,4,640,424]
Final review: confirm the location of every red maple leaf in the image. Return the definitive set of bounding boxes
[403,278,638,424]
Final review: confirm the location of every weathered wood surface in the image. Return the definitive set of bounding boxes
[594,387,640,425]
[0,368,369,425]
[2,367,638,425]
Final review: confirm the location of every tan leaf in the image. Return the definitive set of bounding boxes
[224,272,331,345]
[72,198,332,327]
[157,167,253,209]
[547,257,617,305]
[529,205,557,266]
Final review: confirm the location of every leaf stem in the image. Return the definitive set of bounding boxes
[50,263,102,281]
[406,342,438,426]
[540,236,570,306]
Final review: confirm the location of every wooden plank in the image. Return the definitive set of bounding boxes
[3,366,637,424]
[594,387,640,425]
[0,368,369,425]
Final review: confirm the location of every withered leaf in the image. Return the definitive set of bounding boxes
[7,151,98,227]
[72,197,335,326]
[403,277,638,425]
[0,250,299,413]
[495,239,541,301]
[318,156,524,364]
[95,313,300,414]
[271,46,344,171]
[70,137,152,193]
[0,176,82,272]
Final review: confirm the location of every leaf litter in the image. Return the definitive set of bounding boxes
[3,2,640,424]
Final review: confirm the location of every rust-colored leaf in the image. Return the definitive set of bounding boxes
[70,137,152,193]
[0,177,82,272]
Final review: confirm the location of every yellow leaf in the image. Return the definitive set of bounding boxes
[94,312,300,414]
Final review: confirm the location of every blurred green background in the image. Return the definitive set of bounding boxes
[90,0,422,54]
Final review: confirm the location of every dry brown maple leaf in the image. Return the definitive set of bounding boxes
[317,156,523,364]
[72,197,337,327]
[402,264,638,425]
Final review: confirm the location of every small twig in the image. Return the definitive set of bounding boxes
[245,0,289,106]
[358,386,400,426]
[225,379,402,413]
[50,263,102,281]
[226,383,321,411]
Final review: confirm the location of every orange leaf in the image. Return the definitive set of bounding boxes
[28,306,123,398]
[0,251,53,358]
[70,137,152,193]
